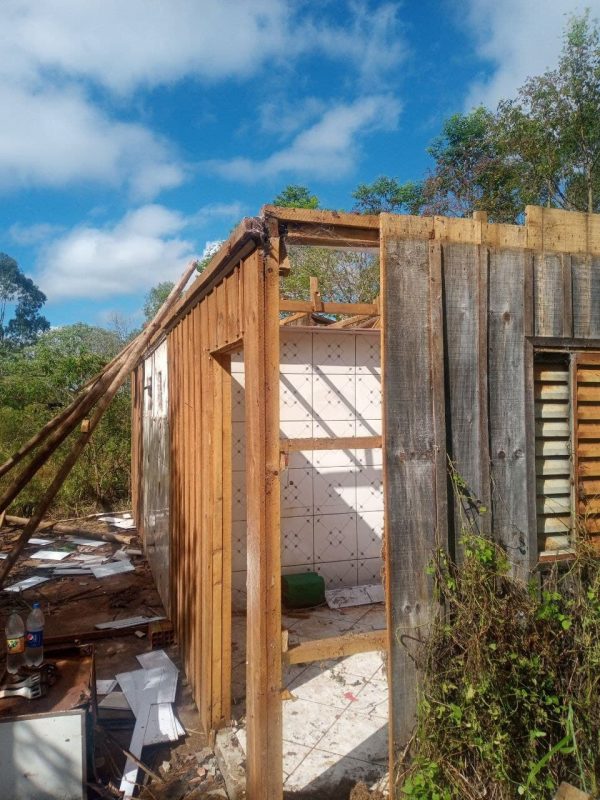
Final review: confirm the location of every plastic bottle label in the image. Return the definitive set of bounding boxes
[7,636,25,654]
[26,631,43,648]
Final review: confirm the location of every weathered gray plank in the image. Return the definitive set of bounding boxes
[534,253,572,337]
[488,249,534,579]
[381,228,447,757]
[572,254,600,338]
[442,243,491,549]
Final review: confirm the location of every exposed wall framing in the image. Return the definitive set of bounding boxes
[132,203,600,798]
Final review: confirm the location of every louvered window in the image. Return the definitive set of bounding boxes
[534,351,600,556]
[534,356,572,553]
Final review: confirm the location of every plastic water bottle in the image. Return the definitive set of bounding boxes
[25,602,44,666]
[5,611,25,673]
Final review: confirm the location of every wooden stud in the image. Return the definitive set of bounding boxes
[280,436,382,452]
[280,299,379,315]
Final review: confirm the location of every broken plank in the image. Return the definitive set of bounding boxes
[284,629,387,665]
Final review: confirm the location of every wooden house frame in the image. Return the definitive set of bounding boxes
[131,204,600,798]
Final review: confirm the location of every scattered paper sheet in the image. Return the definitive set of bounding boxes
[91,560,135,579]
[30,549,71,561]
[325,583,385,609]
[95,615,165,630]
[28,537,53,545]
[136,649,178,673]
[0,554,7,560]
[53,568,92,576]
[67,536,105,548]
[96,679,117,695]
[4,576,49,592]
[72,554,107,564]
[99,691,131,710]
[100,515,136,530]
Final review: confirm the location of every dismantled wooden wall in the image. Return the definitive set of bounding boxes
[382,205,600,770]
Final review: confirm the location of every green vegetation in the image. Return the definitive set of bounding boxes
[273,185,320,209]
[0,320,132,518]
[0,253,49,348]
[400,533,600,798]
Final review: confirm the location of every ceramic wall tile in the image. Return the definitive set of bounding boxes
[313,332,356,374]
[280,332,312,373]
[314,513,357,561]
[232,472,247,522]
[356,418,382,437]
[358,557,384,585]
[230,349,244,374]
[282,516,314,566]
[357,510,384,559]
[281,563,314,576]
[280,374,312,421]
[356,373,382,421]
[279,420,312,468]
[232,521,247,572]
[355,421,382,466]
[356,467,383,512]
[231,375,245,422]
[232,570,247,610]
[315,559,359,588]
[281,468,313,517]
[312,373,356,422]
[355,334,381,375]
[313,467,357,515]
[313,420,356,468]
[232,421,246,470]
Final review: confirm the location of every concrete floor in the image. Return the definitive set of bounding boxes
[232,603,388,796]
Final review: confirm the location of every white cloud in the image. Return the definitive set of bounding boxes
[35,203,242,301]
[465,0,599,109]
[2,1,405,94]
[0,83,184,197]
[0,2,407,196]
[9,222,64,246]
[213,95,402,182]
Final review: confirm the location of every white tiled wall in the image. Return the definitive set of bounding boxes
[231,330,383,609]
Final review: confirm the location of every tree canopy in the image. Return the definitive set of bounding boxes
[273,185,320,209]
[0,253,49,348]
[143,281,174,323]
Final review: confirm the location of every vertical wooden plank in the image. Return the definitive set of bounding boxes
[192,304,203,717]
[534,252,569,337]
[199,301,214,734]
[207,290,224,725]
[182,315,191,678]
[488,248,534,579]
[442,243,491,550]
[380,215,448,763]
[244,240,282,800]
[562,254,573,338]
[572,254,600,338]
[220,354,233,721]
[188,307,199,705]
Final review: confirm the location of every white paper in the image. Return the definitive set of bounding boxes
[95,615,164,630]
[0,554,7,560]
[136,649,177,674]
[91,560,134,579]
[73,554,106,564]
[96,679,117,695]
[30,550,71,561]
[100,514,135,529]
[67,536,105,548]
[4,575,49,592]
[325,583,385,609]
[28,537,53,545]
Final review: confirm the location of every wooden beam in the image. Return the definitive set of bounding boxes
[280,312,310,326]
[280,299,378,315]
[263,205,380,230]
[329,314,376,329]
[284,629,387,665]
[309,276,324,312]
[244,235,283,799]
[280,436,382,453]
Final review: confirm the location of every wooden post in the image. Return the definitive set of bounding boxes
[243,237,282,799]
[380,217,448,775]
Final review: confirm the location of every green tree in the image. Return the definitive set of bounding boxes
[282,246,379,306]
[497,10,600,213]
[0,253,49,347]
[273,185,320,209]
[143,281,174,323]
[0,324,130,515]
[352,176,424,215]
[420,107,521,222]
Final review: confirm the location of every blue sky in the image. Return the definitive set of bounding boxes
[0,0,596,329]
